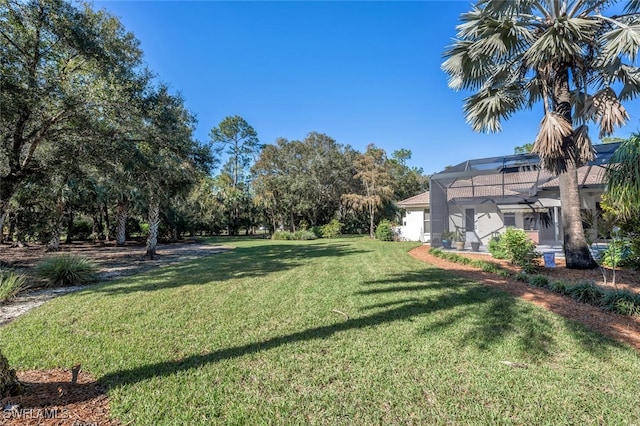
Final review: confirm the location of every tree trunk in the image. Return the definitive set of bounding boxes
[553,65,597,269]
[103,202,110,242]
[0,211,6,243]
[145,200,160,259]
[115,200,128,246]
[559,165,598,269]
[369,202,375,239]
[65,210,74,244]
[0,350,20,397]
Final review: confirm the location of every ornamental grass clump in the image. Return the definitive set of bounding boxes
[601,290,640,316]
[568,280,605,305]
[0,271,27,302]
[37,254,99,287]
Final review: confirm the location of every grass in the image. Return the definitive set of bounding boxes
[0,270,26,302]
[36,254,99,287]
[2,237,640,424]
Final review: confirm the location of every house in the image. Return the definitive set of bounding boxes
[396,191,430,242]
[428,142,620,249]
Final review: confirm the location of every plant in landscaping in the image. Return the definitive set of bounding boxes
[375,219,394,241]
[272,231,292,240]
[489,228,540,273]
[292,230,318,241]
[488,236,509,259]
[37,254,99,287]
[568,280,605,305]
[0,271,27,303]
[320,220,344,239]
[601,290,640,316]
[528,274,550,288]
[549,280,571,295]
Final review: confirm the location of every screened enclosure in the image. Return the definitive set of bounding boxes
[428,142,620,247]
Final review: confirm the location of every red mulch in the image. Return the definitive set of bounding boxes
[409,245,640,351]
[1,369,117,425]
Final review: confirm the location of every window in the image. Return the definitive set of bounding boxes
[504,213,516,227]
[523,213,539,230]
[423,208,431,234]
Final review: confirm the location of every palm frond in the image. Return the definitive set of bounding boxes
[573,124,595,163]
[533,112,574,160]
[443,40,497,91]
[605,133,640,219]
[587,87,630,137]
[599,21,640,64]
[524,25,583,66]
[463,85,525,132]
[624,0,640,14]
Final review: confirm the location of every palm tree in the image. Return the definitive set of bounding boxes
[606,133,640,219]
[442,0,640,269]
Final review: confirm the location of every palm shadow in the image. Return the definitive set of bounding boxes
[89,242,370,296]
[95,265,612,391]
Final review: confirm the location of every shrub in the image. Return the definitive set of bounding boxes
[601,239,633,268]
[488,237,509,259]
[496,269,511,278]
[0,271,27,302]
[568,280,605,305]
[375,220,394,241]
[272,231,292,240]
[272,230,317,241]
[514,272,529,282]
[601,290,640,316]
[320,220,344,239]
[549,279,571,295]
[489,228,540,273]
[292,230,318,240]
[528,274,550,288]
[37,254,99,287]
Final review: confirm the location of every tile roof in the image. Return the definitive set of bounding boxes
[397,191,430,207]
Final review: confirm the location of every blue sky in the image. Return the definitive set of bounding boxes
[94,0,640,175]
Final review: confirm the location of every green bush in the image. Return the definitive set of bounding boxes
[0,271,27,302]
[601,290,640,316]
[292,230,318,240]
[528,274,550,288]
[487,237,509,259]
[37,254,99,287]
[375,220,394,241]
[272,231,292,240]
[568,280,605,305]
[514,272,529,282]
[548,279,570,295]
[320,220,344,239]
[272,230,317,241]
[488,228,540,273]
[601,239,633,268]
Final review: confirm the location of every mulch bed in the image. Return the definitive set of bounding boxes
[409,245,640,351]
[1,369,117,425]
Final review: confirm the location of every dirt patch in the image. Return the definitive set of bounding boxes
[410,245,640,351]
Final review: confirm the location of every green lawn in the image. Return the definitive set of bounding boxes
[2,237,640,424]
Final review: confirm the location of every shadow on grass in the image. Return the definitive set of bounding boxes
[91,241,369,296]
[95,265,626,392]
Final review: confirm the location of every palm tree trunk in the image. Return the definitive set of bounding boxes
[0,349,20,397]
[146,200,160,259]
[115,200,128,246]
[554,65,597,269]
[559,165,597,269]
